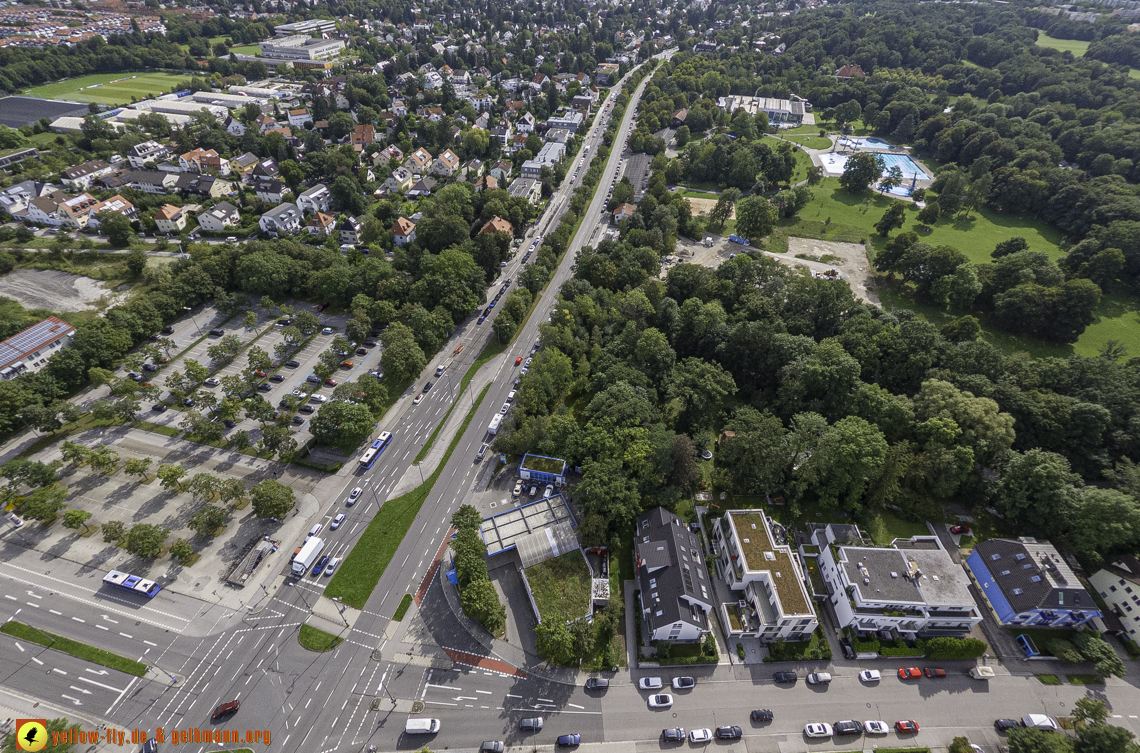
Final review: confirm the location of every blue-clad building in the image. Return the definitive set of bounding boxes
[518,453,567,487]
[965,538,1100,629]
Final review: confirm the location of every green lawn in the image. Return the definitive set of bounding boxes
[1,621,147,676]
[1034,33,1089,56]
[298,624,343,652]
[230,44,261,55]
[783,132,832,150]
[524,551,591,623]
[868,511,934,545]
[25,72,194,106]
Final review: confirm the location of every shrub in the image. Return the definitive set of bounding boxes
[923,637,988,660]
[1045,637,1084,663]
[736,643,745,660]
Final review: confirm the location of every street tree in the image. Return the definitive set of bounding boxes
[60,441,91,467]
[156,463,187,492]
[310,401,375,448]
[188,505,227,537]
[122,523,170,559]
[250,479,295,519]
[87,447,121,475]
[101,520,126,544]
[381,323,427,382]
[259,424,297,458]
[62,509,93,534]
[169,539,194,565]
[187,473,220,502]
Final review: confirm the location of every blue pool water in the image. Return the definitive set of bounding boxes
[838,136,896,149]
[818,151,928,196]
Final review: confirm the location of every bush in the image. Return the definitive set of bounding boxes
[923,637,988,660]
[764,628,832,662]
[1044,638,1083,663]
[736,642,745,660]
[1073,630,1125,678]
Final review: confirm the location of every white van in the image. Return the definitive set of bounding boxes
[405,718,441,735]
[1022,714,1058,730]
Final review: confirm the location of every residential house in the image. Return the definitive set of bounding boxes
[61,160,112,190]
[339,216,362,245]
[672,109,688,127]
[507,134,529,155]
[154,204,187,234]
[613,203,635,223]
[88,195,137,226]
[392,216,416,246]
[22,195,65,226]
[179,148,229,176]
[229,152,259,178]
[489,160,512,182]
[287,108,311,127]
[405,147,433,174]
[460,159,482,180]
[812,525,983,640]
[422,106,444,122]
[0,316,76,381]
[479,216,513,236]
[1090,557,1140,645]
[711,509,817,642]
[254,179,290,204]
[127,141,169,169]
[433,149,459,177]
[197,201,240,232]
[475,174,498,192]
[223,115,247,136]
[255,114,279,133]
[176,175,233,199]
[372,144,403,167]
[516,112,537,133]
[0,181,57,217]
[965,538,1101,629]
[595,63,619,85]
[57,193,100,228]
[386,167,414,193]
[835,64,866,79]
[408,177,437,197]
[351,124,379,149]
[508,177,541,205]
[252,159,280,180]
[306,211,337,236]
[296,183,332,214]
[392,100,408,117]
[635,507,713,643]
[127,170,179,195]
[259,203,302,236]
[489,118,513,147]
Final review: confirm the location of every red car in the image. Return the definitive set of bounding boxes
[924,667,946,678]
[325,378,339,386]
[252,370,266,377]
[895,721,920,734]
[950,525,971,535]
[317,303,330,312]
[898,667,921,680]
[515,356,523,366]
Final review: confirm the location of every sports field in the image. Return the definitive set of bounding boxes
[1034,32,1089,56]
[24,72,193,106]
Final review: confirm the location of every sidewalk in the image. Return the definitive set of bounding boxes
[0,684,120,753]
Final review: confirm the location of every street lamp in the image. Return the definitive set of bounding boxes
[183,306,200,333]
[415,462,425,486]
[13,414,38,437]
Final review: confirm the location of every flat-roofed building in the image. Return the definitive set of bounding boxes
[717,95,806,124]
[0,316,75,380]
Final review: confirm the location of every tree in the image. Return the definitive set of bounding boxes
[188,505,227,537]
[381,322,427,382]
[310,401,375,448]
[460,574,506,633]
[156,463,186,492]
[1072,630,1126,678]
[87,446,120,474]
[718,408,788,494]
[61,509,92,534]
[994,449,1081,538]
[60,441,91,467]
[839,153,884,193]
[993,237,1029,258]
[97,211,133,247]
[242,310,259,330]
[1072,698,1109,728]
[2,459,60,490]
[169,539,194,565]
[122,523,169,558]
[949,739,973,753]
[915,201,941,226]
[250,478,295,519]
[259,424,297,458]
[101,520,125,544]
[1007,728,1073,753]
[796,416,888,513]
[875,201,907,236]
[879,165,904,194]
[1074,725,1138,753]
[664,357,737,432]
[18,485,67,523]
[1066,488,1140,565]
[734,195,778,241]
[126,247,148,278]
[216,478,247,507]
[706,188,740,231]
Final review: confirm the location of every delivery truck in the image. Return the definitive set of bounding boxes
[292,536,324,576]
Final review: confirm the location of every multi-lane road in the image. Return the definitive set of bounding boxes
[0,56,668,753]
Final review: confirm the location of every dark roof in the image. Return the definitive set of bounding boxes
[127,170,170,186]
[635,507,709,633]
[974,539,1093,614]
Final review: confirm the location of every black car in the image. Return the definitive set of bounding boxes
[715,727,742,740]
[995,719,1021,732]
[285,360,300,368]
[127,372,144,381]
[662,728,685,743]
[182,398,194,407]
[269,374,284,382]
[222,419,236,429]
[479,743,504,753]
[842,643,855,660]
[161,326,175,335]
[306,375,321,384]
[276,319,293,326]
[152,404,167,413]
[257,383,272,392]
[584,678,610,691]
[356,348,367,356]
[143,363,159,372]
[299,405,315,414]
[750,709,773,724]
[423,381,433,392]
[835,721,863,736]
[291,416,305,425]
[773,671,797,683]
[363,339,377,347]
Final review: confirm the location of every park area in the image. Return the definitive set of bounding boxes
[524,551,591,624]
[25,72,194,106]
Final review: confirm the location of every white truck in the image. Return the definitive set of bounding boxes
[292,536,324,576]
[488,414,503,435]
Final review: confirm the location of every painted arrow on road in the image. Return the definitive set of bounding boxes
[68,686,92,695]
[60,695,84,706]
[84,668,109,676]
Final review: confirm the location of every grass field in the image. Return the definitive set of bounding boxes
[298,624,343,652]
[783,132,832,150]
[25,72,193,106]
[1,621,148,675]
[524,551,591,623]
[1035,32,1090,56]
[230,45,261,55]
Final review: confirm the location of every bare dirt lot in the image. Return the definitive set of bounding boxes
[0,268,119,311]
[686,197,735,220]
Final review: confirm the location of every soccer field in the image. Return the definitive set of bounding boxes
[24,72,194,106]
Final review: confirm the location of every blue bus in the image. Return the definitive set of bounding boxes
[358,431,393,469]
[102,570,162,598]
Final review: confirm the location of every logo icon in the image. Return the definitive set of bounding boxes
[15,719,47,752]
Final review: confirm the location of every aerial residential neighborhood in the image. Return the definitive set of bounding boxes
[0,0,1139,751]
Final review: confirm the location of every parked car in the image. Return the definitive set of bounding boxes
[518,718,543,731]
[638,677,663,690]
[182,398,194,407]
[152,404,167,413]
[662,728,685,743]
[555,734,579,748]
[804,723,833,739]
[864,721,889,735]
[806,672,832,685]
[895,720,920,734]
[257,383,272,392]
[292,416,305,425]
[512,480,523,497]
[285,360,300,368]
[269,374,284,382]
[950,525,971,535]
[204,376,220,386]
[321,327,334,335]
[994,719,1021,732]
[648,694,673,709]
[923,667,947,678]
[715,727,742,740]
[750,710,773,724]
[688,729,712,744]
[671,677,695,690]
[222,419,236,429]
[834,721,863,736]
[859,670,881,682]
[325,378,339,386]
[306,375,322,384]
[898,667,922,680]
[479,743,504,753]
[584,678,609,691]
[773,671,797,683]
[310,394,328,403]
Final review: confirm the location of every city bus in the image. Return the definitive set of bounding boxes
[102,570,162,598]
[358,431,393,469]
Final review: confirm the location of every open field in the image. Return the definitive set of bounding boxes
[1034,32,1090,56]
[782,132,832,150]
[230,45,261,55]
[688,196,735,220]
[25,71,193,106]
[0,269,119,312]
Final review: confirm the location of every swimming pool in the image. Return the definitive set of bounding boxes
[818,152,929,196]
[837,136,896,149]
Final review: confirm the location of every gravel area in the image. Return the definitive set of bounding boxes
[0,269,118,311]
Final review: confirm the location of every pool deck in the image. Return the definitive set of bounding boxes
[776,131,933,200]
